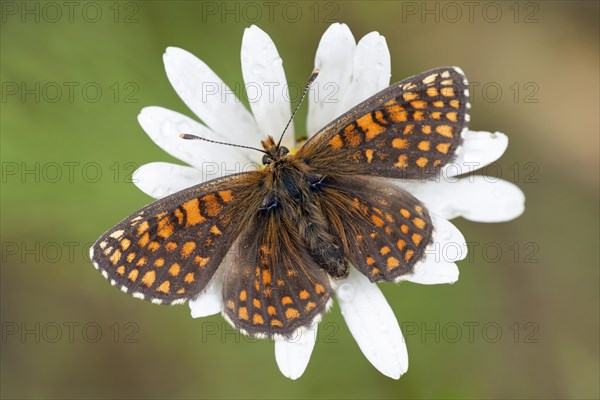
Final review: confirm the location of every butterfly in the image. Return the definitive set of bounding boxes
[91,67,469,339]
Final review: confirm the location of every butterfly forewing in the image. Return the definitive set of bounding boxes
[222,210,332,338]
[296,67,469,179]
[90,172,264,304]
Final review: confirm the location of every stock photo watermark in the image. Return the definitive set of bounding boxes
[1,321,140,344]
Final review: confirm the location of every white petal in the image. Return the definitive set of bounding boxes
[334,268,408,379]
[443,130,508,177]
[132,162,203,199]
[189,268,224,318]
[138,107,257,172]
[402,176,525,223]
[402,215,466,285]
[307,23,356,136]
[338,32,391,112]
[163,47,261,152]
[241,26,294,150]
[274,324,318,380]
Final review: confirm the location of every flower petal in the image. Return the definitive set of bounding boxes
[307,23,356,136]
[132,162,203,199]
[443,130,508,177]
[274,324,318,380]
[163,47,261,154]
[189,268,224,318]
[401,215,466,284]
[338,31,391,112]
[334,268,408,379]
[138,107,256,172]
[241,25,294,150]
[401,176,525,222]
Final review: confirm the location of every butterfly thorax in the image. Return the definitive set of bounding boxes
[257,142,349,279]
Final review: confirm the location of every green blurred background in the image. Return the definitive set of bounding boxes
[1,1,598,399]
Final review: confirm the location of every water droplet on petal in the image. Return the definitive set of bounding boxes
[337,283,355,302]
[272,57,283,67]
[252,64,266,75]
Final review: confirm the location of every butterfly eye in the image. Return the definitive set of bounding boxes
[280,147,289,156]
[262,154,271,165]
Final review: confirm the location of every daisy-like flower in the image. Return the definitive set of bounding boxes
[133,23,525,380]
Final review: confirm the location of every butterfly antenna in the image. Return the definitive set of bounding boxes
[276,68,320,148]
[180,134,267,154]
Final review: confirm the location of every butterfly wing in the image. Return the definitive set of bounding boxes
[296,67,469,179]
[90,172,265,304]
[221,208,332,338]
[314,175,434,283]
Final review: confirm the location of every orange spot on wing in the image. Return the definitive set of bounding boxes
[126,252,136,263]
[141,270,156,287]
[128,269,138,282]
[174,209,184,224]
[436,143,451,154]
[305,302,316,312]
[181,241,196,258]
[449,99,460,108]
[109,249,121,265]
[120,239,131,250]
[282,296,293,305]
[441,87,455,97]
[365,149,374,164]
[413,217,426,229]
[411,100,427,109]
[436,125,453,137]
[416,157,429,167]
[403,92,418,101]
[156,281,170,293]
[202,194,222,217]
[116,266,125,275]
[166,242,177,252]
[315,284,325,294]
[138,233,150,247]
[168,263,180,276]
[210,225,222,235]
[397,239,406,250]
[148,241,160,252]
[412,233,423,245]
[418,141,430,151]
[285,308,300,320]
[239,290,247,301]
[371,214,385,227]
[357,114,386,141]
[218,190,233,203]
[136,221,149,235]
[446,112,458,122]
[433,101,444,108]
[387,257,400,270]
[252,314,264,325]
[182,198,205,226]
[271,319,282,327]
[426,87,439,97]
[329,134,343,149]
[395,154,408,168]
[154,258,165,267]
[401,224,409,234]
[299,290,310,300]
[184,272,195,283]
[267,306,276,316]
[238,307,249,320]
[392,138,408,149]
[400,208,410,218]
[380,246,390,255]
[136,257,147,267]
[403,125,414,135]
[193,256,210,267]
[405,250,414,261]
[253,298,261,308]
[262,269,271,285]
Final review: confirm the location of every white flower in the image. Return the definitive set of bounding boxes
[133,23,525,380]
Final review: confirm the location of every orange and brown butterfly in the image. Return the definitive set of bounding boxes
[91,67,469,338]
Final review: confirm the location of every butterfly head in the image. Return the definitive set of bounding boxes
[261,136,289,165]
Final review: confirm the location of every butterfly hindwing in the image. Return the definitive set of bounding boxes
[222,210,332,338]
[90,172,264,304]
[315,175,434,282]
[296,67,469,179]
